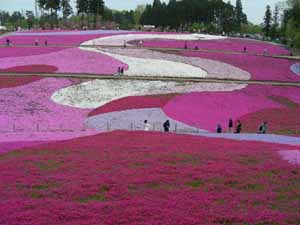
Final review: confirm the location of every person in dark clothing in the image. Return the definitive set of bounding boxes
[235,120,242,134]
[228,118,233,133]
[6,38,10,46]
[117,67,121,75]
[184,41,188,49]
[243,46,247,53]
[258,122,268,134]
[163,120,170,132]
[45,40,48,46]
[195,45,199,50]
[120,67,124,75]
[217,124,222,133]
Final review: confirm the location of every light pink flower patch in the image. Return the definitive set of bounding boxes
[180,51,300,82]
[0,48,126,75]
[278,150,300,165]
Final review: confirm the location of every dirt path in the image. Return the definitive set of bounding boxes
[0,72,300,87]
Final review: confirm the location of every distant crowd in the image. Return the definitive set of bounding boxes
[216,119,268,134]
[5,38,48,47]
[143,118,269,134]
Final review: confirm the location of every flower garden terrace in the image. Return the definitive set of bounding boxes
[0,30,300,224]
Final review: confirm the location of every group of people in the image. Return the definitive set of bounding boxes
[5,38,48,47]
[216,119,268,134]
[144,120,170,132]
[117,67,125,75]
[217,119,242,134]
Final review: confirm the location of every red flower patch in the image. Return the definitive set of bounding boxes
[0,76,43,89]
[88,94,177,117]
[238,108,300,135]
[0,64,58,73]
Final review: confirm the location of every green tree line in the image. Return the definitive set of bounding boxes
[140,0,248,34]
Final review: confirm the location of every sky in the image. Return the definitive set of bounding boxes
[0,0,281,25]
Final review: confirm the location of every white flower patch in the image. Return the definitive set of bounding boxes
[81,33,226,46]
[104,48,251,80]
[81,47,207,78]
[51,79,247,109]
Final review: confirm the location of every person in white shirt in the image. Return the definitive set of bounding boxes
[144,120,151,131]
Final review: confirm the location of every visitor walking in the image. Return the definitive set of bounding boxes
[144,120,151,131]
[217,124,222,133]
[120,67,124,75]
[228,118,233,133]
[6,38,10,46]
[184,41,188,49]
[117,67,121,75]
[263,48,268,56]
[139,40,143,48]
[235,120,242,134]
[124,40,127,48]
[163,120,170,132]
[258,122,268,134]
[45,40,48,46]
[35,38,39,46]
[243,46,247,53]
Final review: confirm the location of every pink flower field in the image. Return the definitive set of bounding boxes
[1,31,300,224]
[0,131,299,225]
[142,38,290,55]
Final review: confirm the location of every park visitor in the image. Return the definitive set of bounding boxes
[217,124,222,133]
[235,120,242,134]
[144,120,151,131]
[163,120,170,132]
[228,118,233,133]
[258,122,268,134]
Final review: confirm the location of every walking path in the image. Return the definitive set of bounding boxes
[1,72,300,87]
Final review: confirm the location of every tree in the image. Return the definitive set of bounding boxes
[271,4,280,39]
[38,0,61,27]
[133,4,145,26]
[61,0,73,20]
[88,0,105,28]
[25,11,35,29]
[263,5,272,38]
[235,0,247,33]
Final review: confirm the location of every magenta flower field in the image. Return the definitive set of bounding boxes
[0,30,300,224]
[142,38,290,55]
[0,131,299,225]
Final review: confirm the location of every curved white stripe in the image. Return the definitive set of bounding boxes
[81,33,226,46]
[51,79,247,109]
[81,47,207,78]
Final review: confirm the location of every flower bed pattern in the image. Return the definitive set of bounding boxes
[0,131,299,225]
[0,48,126,75]
[0,47,66,58]
[51,79,246,109]
[101,48,251,80]
[0,77,97,142]
[0,76,43,89]
[82,33,225,46]
[142,38,290,55]
[180,51,300,82]
[88,94,177,117]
